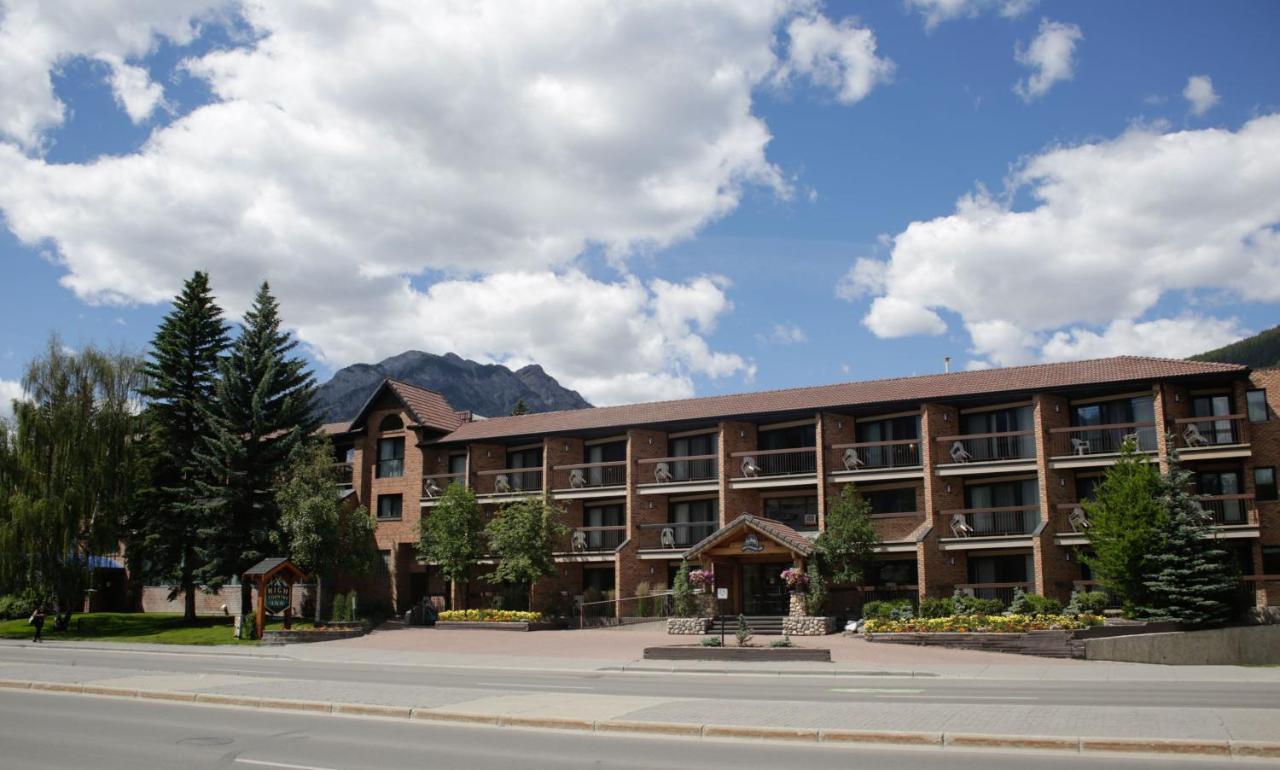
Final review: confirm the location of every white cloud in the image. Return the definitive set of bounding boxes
[1014,19,1082,102]
[850,114,1280,367]
[98,54,166,123]
[0,0,221,150]
[756,322,808,346]
[905,0,1036,30]
[1042,317,1248,362]
[1183,74,1220,117]
[778,13,894,104]
[0,1,891,404]
[0,379,23,424]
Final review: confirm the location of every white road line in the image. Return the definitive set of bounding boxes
[474,682,595,690]
[235,758,339,770]
[880,694,1040,701]
[829,688,924,694]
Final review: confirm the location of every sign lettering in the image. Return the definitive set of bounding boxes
[264,576,290,615]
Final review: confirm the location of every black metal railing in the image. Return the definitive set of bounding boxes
[937,431,1035,463]
[1049,422,1157,457]
[831,439,921,471]
[731,447,817,478]
[1174,415,1246,448]
[943,506,1038,537]
[638,454,718,483]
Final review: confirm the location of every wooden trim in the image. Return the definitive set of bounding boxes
[729,446,818,458]
[1173,414,1245,423]
[758,417,816,431]
[1049,421,1156,434]
[508,442,542,452]
[668,427,718,439]
[942,505,1039,515]
[1068,390,1152,406]
[830,438,919,449]
[637,453,717,465]
[759,490,819,500]
[855,409,921,423]
[958,400,1032,415]
[476,467,543,476]
[552,460,627,470]
[584,435,627,447]
[935,430,1032,441]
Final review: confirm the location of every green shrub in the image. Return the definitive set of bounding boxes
[952,589,1004,615]
[1008,588,1061,616]
[0,590,38,620]
[862,598,914,621]
[735,614,752,647]
[673,562,697,618]
[919,597,954,618]
[700,636,723,647]
[769,637,793,648]
[1065,589,1110,616]
[331,592,352,622]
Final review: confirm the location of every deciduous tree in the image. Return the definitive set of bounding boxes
[484,495,567,610]
[416,481,484,609]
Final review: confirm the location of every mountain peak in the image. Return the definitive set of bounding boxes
[314,351,592,423]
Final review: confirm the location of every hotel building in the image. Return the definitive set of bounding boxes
[324,356,1280,619]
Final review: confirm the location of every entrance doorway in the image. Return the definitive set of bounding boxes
[741,562,790,615]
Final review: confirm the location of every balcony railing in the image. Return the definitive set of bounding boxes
[1197,494,1256,526]
[955,582,1030,607]
[552,460,626,490]
[567,525,626,552]
[830,439,921,472]
[943,506,1039,538]
[376,458,404,478]
[422,472,466,498]
[637,521,717,549]
[1049,422,1158,457]
[1173,414,1247,448]
[936,431,1035,463]
[475,467,542,494]
[730,447,817,478]
[637,454,718,484]
[1055,502,1092,533]
[334,462,353,487]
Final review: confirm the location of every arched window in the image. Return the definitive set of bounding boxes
[378,414,404,432]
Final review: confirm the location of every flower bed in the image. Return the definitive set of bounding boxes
[438,610,543,623]
[865,613,1103,634]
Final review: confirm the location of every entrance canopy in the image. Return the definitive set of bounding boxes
[682,514,814,563]
[242,557,306,584]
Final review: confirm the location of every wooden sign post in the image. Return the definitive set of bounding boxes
[242,558,307,640]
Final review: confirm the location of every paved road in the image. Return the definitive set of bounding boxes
[0,689,1244,770]
[0,644,1276,709]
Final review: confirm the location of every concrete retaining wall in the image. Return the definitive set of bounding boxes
[1085,625,1280,665]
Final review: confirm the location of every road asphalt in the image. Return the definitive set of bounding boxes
[0,689,1252,770]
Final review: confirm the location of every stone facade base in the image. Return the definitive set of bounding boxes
[260,626,367,645]
[667,617,712,635]
[782,616,836,636]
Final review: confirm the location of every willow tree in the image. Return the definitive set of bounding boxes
[0,338,147,628]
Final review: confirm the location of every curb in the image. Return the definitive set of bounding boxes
[2,678,1276,760]
[598,665,936,678]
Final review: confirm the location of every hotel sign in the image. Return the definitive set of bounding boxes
[264,576,290,615]
[741,533,763,553]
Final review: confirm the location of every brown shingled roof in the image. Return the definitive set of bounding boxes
[439,356,1245,443]
[347,379,466,434]
[683,514,815,560]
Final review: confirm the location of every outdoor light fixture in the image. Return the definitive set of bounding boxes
[563,442,570,452]
[945,483,952,493]
[739,430,746,438]
[1060,478,1066,487]
[835,420,843,430]
[1055,403,1060,413]
[943,413,950,422]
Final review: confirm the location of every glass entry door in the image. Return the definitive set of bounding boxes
[740,562,790,615]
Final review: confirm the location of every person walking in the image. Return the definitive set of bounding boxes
[29,605,45,643]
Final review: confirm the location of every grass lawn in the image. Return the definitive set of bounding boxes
[0,612,314,645]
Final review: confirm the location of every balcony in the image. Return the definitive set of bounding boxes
[558,525,627,559]
[940,506,1040,549]
[934,431,1037,476]
[551,460,626,500]
[828,439,923,482]
[635,521,717,555]
[334,462,353,488]
[729,447,817,490]
[1052,502,1092,546]
[636,454,718,495]
[1198,493,1258,529]
[1173,415,1251,459]
[1048,422,1157,469]
[956,581,1030,607]
[420,472,466,505]
[475,467,542,499]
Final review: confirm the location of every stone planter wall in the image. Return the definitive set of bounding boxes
[667,617,712,635]
[782,616,835,636]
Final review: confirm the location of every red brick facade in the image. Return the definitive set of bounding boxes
[324,361,1280,616]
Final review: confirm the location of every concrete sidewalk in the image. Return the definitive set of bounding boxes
[5,633,1280,682]
[2,649,1280,758]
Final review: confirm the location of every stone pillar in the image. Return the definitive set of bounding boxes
[788,591,805,617]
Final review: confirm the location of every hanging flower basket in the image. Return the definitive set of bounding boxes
[781,567,809,592]
[688,569,715,591]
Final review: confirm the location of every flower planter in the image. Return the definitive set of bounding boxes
[435,621,560,631]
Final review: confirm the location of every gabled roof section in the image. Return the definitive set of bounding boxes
[349,378,466,434]
[683,514,814,560]
[439,356,1247,443]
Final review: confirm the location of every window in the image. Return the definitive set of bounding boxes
[506,447,543,490]
[758,424,816,450]
[1247,389,1270,422]
[669,499,716,546]
[961,405,1032,435]
[376,437,405,478]
[583,567,615,597]
[378,414,404,432]
[669,432,717,481]
[756,424,817,475]
[376,550,391,577]
[762,495,819,531]
[447,453,466,475]
[963,479,1038,535]
[1264,547,1280,576]
[585,440,626,486]
[584,503,624,549]
[868,560,917,586]
[377,494,403,520]
[1255,467,1278,502]
[866,487,917,515]
[1191,394,1237,444]
[1196,470,1245,524]
[1075,474,1104,502]
[855,415,921,467]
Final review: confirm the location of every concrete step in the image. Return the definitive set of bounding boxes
[710,616,787,635]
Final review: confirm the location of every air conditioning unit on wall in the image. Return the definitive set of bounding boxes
[803,513,818,526]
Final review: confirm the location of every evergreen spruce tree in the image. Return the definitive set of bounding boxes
[137,272,229,622]
[196,283,317,618]
[1137,455,1238,626]
[510,398,529,416]
[1081,439,1163,614]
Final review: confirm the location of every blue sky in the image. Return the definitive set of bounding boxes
[1,0,1277,410]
